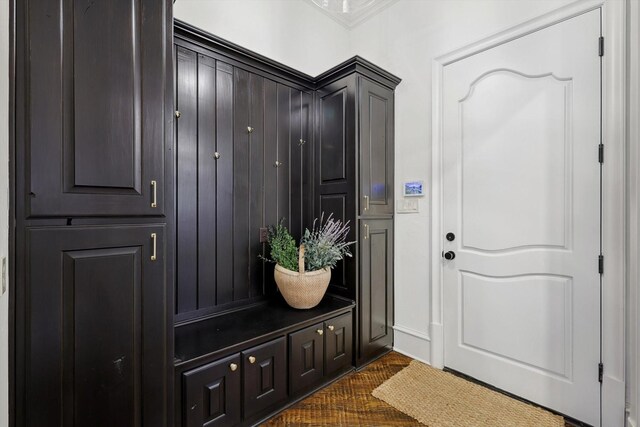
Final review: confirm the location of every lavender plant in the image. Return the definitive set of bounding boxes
[301,213,355,272]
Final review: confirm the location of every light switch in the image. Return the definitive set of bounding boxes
[397,199,419,214]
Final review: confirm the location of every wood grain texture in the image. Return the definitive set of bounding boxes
[263,352,579,427]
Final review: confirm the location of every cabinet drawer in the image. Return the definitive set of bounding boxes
[242,337,287,419]
[182,354,241,427]
[325,312,353,376]
[289,322,325,395]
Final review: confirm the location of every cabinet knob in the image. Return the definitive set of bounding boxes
[298,138,305,146]
[214,152,221,159]
[327,325,335,331]
[247,126,254,133]
[316,329,324,336]
[248,356,256,364]
[274,161,283,168]
[229,363,238,372]
[175,110,181,118]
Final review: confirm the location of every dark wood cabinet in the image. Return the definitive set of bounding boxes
[17,0,170,217]
[359,219,394,363]
[325,313,353,376]
[242,337,287,419]
[289,322,325,395]
[359,77,395,216]
[289,312,353,395]
[315,61,400,367]
[13,1,174,426]
[182,354,242,427]
[22,225,167,427]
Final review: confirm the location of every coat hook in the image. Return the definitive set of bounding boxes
[214,152,221,159]
[247,126,254,133]
[274,161,283,168]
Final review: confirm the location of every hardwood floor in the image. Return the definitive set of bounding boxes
[263,351,583,426]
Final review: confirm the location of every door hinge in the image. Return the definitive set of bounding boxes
[598,362,604,383]
[598,255,604,274]
[599,36,604,57]
[598,144,604,163]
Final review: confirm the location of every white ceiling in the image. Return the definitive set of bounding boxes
[304,0,399,29]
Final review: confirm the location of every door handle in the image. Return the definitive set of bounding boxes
[150,233,157,261]
[443,251,455,260]
[363,195,370,211]
[364,224,369,240]
[150,180,157,208]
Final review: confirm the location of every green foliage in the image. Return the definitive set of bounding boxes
[301,213,355,272]
[261,219,299,271]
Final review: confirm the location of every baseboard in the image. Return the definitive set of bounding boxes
[392,324,431,364]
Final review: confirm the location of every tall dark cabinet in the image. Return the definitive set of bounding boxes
[12,1,174,426]
[315,59,400,367]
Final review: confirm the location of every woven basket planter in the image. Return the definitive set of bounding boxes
[274,245,331,309]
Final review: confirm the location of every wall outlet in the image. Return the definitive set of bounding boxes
[259,227,268,243]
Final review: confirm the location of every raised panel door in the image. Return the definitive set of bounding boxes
[289,323,324,395]
[359,77,394,216]
[324,312,353,376]
[20,0,169,217]
[182,354,242,427]
[242,337,287,419]
[359,219,393,365]
[22,225,167,427]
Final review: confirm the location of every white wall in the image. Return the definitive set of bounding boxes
[0,0,9,425]
[348,0,575,362]
[174,0,352,76]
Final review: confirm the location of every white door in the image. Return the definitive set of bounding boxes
[442,9,601,426]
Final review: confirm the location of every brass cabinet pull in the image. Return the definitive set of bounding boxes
[247,126,254,133]
[327,325,335,331]
[150,233,157,261]
[175,110,181,118]
[364,195,369,211]
[364,224,369,240]
[316,329,323,336]
[151,180,157,208]
[214,152,221,159]
[248,356,256,364]
[229,363,238,372]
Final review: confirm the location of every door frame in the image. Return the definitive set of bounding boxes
[430,0,626,425]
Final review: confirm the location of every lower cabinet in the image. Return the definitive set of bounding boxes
[359,219,394,365]
[179,311,353,426]
[183,354,242,427]
[242,337,287,419]
[290,312,353,396]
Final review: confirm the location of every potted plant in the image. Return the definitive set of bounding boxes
[262,214,354,309]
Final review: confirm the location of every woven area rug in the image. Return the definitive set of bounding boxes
[372,360,564,427]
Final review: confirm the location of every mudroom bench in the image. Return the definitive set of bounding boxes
[174,295,355,427]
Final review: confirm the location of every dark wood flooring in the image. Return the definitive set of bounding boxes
[263,351,583,426]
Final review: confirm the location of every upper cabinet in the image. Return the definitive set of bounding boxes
[359,77,395,217]
[17,0,171,217]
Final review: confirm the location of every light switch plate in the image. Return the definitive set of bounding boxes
[396,199,419,214]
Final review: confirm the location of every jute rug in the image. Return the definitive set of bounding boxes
[372,360,564,427]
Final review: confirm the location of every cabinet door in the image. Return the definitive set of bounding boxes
[359,77,394,216]
[22,225,167,427]
[182,354,242,427]
[315,76,357,299]
[20,0,169,217]
[359,219,394,365]
[324,312,353,376]
[242,337,287,419]
[289,322,325,395]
